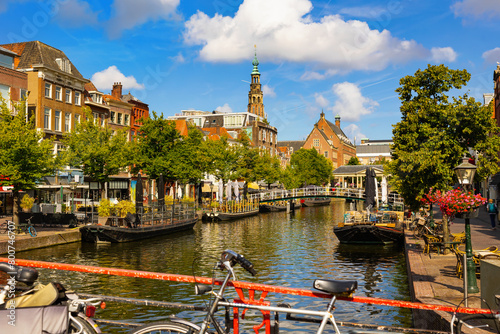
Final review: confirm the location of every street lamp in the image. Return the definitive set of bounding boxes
[210,183,214,202]
[454,155,478,294]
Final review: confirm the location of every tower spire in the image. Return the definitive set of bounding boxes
[252,45,260,75]
[248,45,264,118]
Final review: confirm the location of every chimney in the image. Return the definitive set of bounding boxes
[112,82,122,99]
[335,114,340,127]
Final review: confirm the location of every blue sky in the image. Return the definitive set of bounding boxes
[1,0,500,143]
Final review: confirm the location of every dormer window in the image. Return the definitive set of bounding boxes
[55,58,72,74]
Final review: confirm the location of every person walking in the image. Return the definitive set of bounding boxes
[487,198,497,230]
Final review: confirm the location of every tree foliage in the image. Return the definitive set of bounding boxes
[282,148,332,188]
[0,100,58,221]
[62,109,130,195]
[347,157,361,165]
[387,64,500,210]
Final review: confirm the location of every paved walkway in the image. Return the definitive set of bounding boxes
[407,207,500,332]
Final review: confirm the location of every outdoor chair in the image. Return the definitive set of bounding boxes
[423,234,442,255]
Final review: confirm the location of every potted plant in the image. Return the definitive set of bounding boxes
[20,194,35,213]
[115,200,135,218]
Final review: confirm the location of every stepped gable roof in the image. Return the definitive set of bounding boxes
[324,119,353,146]
[277,140,305,152]
[1,41,85,80]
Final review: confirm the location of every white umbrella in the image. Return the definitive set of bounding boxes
[374,177,379,207]
[381,176,388,204]
[234,181,239,202]
[177,185,182,199]
[226,181,232,201]
[218,180,223,203]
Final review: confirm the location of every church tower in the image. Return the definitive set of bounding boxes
[248,47,265,118]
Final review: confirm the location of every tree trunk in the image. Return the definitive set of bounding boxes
[442,214,450,255]
[13,190,20,227]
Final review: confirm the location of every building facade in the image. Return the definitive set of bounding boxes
[356,139,393,164]
[302,112,355,168]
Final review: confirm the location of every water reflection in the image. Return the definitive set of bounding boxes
[13,200,412,333]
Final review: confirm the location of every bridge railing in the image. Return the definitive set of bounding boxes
[248,186,404,205]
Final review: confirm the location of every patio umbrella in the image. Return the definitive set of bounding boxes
[177,184,182,199]
[234,181,239,202]
[157,174,164,209]
[243,181,248,199]
[218,180,223,202]
[226,181,232,201]
[365,167,376,211]
[135,173,143,214]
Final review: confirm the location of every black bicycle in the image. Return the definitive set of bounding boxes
[451,296,500,334]
[0,216,37,237]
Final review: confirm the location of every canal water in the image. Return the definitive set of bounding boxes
[15,200,412,333]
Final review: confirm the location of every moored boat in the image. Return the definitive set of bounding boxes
[80,215,198,243]
[202,208,259,221]
[333,211,404,245]
[259,203,287,212]
[301,198,331,207]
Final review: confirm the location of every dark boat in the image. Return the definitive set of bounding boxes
[301,198,331,207]
[80,216,198,243]
[202,208,259,222]
[333,211,404,245]
[259,203,287,212]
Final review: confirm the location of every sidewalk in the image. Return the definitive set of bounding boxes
[406,207,500,332]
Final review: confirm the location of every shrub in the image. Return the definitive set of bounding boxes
[20,194,35,211]
[115,200,136,218]
[97,198,114,216]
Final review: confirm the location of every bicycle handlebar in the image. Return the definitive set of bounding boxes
[221,250,257,276]
[0,262,39,285]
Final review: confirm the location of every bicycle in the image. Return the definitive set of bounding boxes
[0,262,102,333]
[411,215,442,239]
[451,295,500,334]
[128,249,358,334]
[0,216,37,236]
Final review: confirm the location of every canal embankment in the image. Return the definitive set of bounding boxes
[0,217,80,254]
[405,207,500,332]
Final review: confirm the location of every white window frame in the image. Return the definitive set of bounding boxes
[75,114,81,124]
[44,83,52,98]
[54,110,61,131]
[44,108,51,129]
[55,86,62,101]
[65,89,71,103]
[74,91,81,106]
[64,113,71,132]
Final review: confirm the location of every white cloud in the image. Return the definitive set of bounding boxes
[483,48,500,63]
[216,103,233,113]
[343,124,365,145]
[330,82,378,122]
[338,6,389,19]
[91,66,145,91]
[314,93,329,108]
[52,0,99,28]
[184,0,428,74]
[452,0,500,20]
[262,84,276,98]
[107,0,180,38]
[430,47,457,63]
[171,52,185,63]
[301,71,326,81]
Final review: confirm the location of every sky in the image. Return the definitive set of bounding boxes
[1,0,500,144]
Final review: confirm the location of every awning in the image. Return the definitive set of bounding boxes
[0,185,13,193]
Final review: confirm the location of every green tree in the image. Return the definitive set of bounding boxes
[388,64,500,211]
[205,136,239,184]
[62,110,130,198]
[0,101,58,224]
[255,151,282,188]
[282,148,332,188]
[174,126,210,184]
[347,157,361,165]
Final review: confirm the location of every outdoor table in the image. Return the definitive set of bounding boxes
[473,250,500,259]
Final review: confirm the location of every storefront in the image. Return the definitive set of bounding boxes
[0,186,13,216]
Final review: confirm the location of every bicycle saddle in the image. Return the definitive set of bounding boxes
[0,262,39,285]
[313,279,357,295]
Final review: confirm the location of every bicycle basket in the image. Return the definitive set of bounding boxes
[0,304,68,334]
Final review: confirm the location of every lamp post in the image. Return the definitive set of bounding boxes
[454,156,479,294]
[210,184,214,203]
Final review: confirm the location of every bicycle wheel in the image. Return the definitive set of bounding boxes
[413,225,425,239]
[28,225,37,237]
[69,314,100,334]
[129,321,196,334]
[0,222,8,234]
[454,313,500,334]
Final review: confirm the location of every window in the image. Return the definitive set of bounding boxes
[65,113,71,132]
[75,114,81,124]
[124,114,129,126]
[44,108,51,129]
[20,89,28,101]
[117,113,122,125]
[110,111,116,123]
[45,83,52,98]
[55,86,62,101]
[65,89,71,103]
[74,91,81,106]
[54,110,61,131]
[324,151,328,158]
[313,139,320,147]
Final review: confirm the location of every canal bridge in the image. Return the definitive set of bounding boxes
[248,186,404,207]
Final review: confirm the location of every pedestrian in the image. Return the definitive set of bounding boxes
[486,198,497,230]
